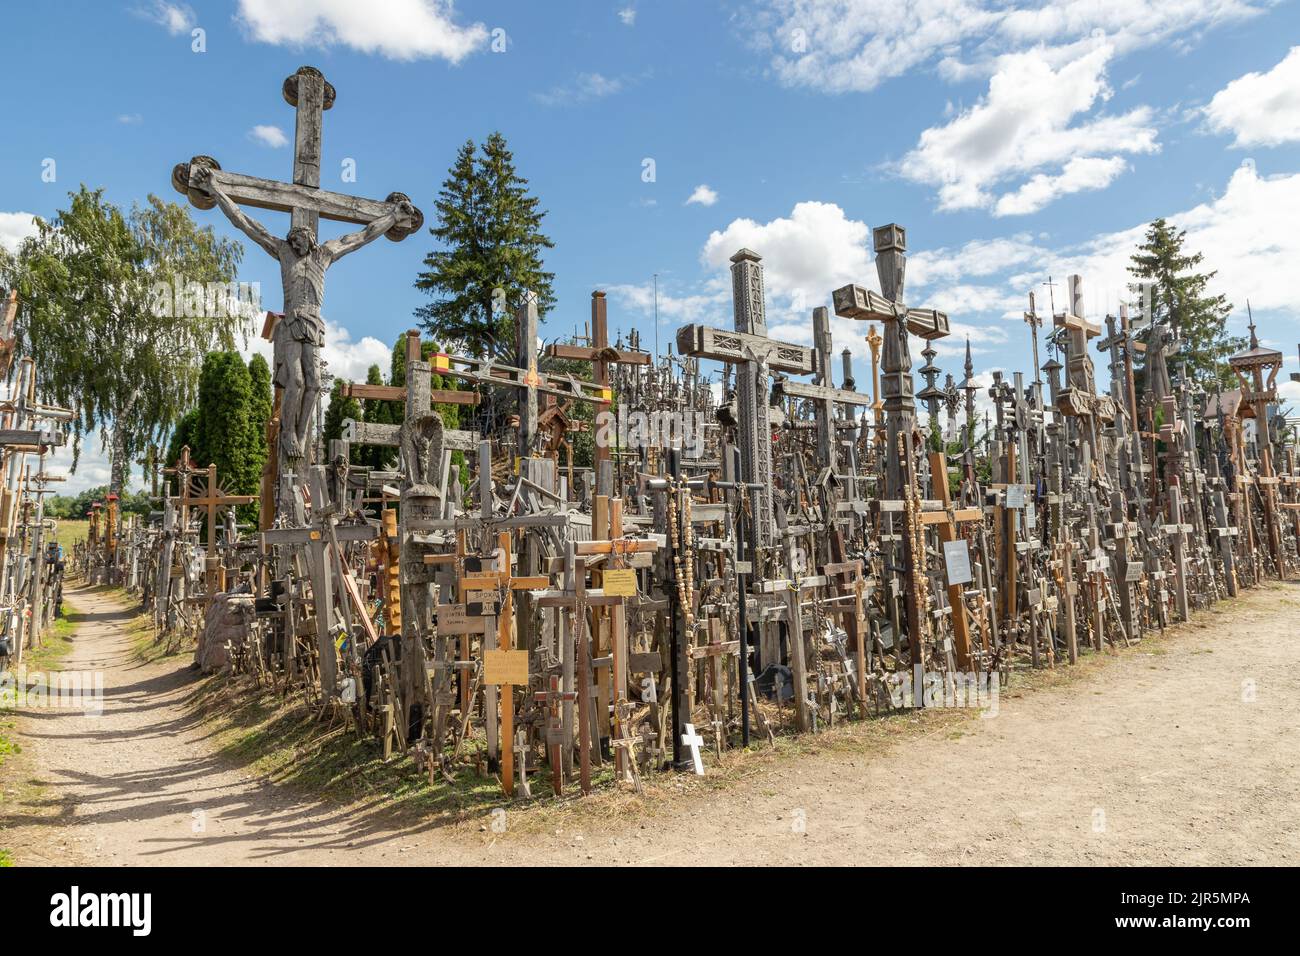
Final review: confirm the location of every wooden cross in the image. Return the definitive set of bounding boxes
[687,618,739,745]
[173,66,421,512]
[261,470,378,697]
[776,306,873,475]
[678,249,816,552]
[833,225,949,679]
[544,291,651,481]
[186,462,256,600]
[530,550,595,792]
[822,557,870,715]
[533,674,577,795]
[925,449,983,669]
[340,330,481,408]
[459,531,547,795]
[173,67,421,244]
[575,497,661,779]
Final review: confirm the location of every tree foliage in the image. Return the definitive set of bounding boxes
[248,353,272,465]
[1129,218,1242,391]
[322,377,362,464]
[45,485,152,520]
[165,408,200,475]
[0,186,246,495]
[194,350,261,499]
[414,133,555,360]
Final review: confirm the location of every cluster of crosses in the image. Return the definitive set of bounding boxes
[0,290,75,668]
[82,67,1300,800]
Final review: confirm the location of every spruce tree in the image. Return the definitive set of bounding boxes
[1129,218,1242,390]
[322,378,362,464]
[414,133,555,360]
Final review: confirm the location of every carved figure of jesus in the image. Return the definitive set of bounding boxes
[191,164,415,464]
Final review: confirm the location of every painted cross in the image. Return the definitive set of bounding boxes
[681,722,705,776]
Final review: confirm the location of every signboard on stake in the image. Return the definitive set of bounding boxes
[942,539,973,586]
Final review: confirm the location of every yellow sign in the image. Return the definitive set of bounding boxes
[483,649,529,686]
[603,568,637,597]
[597,387,614,402]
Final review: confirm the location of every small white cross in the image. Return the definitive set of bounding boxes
[681,723,705,775]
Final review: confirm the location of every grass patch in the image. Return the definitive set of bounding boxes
[53,519,88,554]
[23,613,77,674]
[0,849,12,867]
[0,721,19,769]
[1,596,79,770]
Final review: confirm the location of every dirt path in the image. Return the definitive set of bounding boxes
[3,581,1298,866]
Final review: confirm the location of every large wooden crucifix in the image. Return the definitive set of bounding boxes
[172,66,422,518]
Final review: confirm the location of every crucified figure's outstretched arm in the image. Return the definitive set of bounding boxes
[321,200,414,264]
[190,166,281,260]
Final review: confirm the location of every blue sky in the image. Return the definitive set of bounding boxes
[3,0,1300,490]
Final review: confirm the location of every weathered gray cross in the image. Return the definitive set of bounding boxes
[677,248,816,553]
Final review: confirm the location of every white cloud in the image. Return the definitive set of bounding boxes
[533,72,624,107]
[144,1,196,36]
[751,0,1265,94]
[900,161,1300,324]
[908,234,1041,287]
[236,0,487,63]
[117,113,144,125]
[606,279,731,327]
[900,44,1158,215]
[618,7,637,26]
[701,201,875,316]
[993,156,1130,217]
[1061,162,1300,317]
[321,319,394,385]
[240,317,392,388]
[0,212,39,253]
[1203,46,1300,148]
[249,124,289,148]
[685,184,719,207]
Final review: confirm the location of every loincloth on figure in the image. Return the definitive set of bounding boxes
[272,311,326,386]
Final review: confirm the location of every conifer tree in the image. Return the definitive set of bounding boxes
[1129,218,1242,390]
[414,133,554,360]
